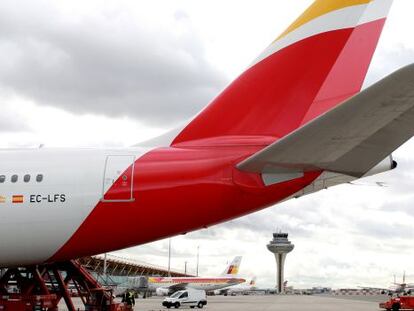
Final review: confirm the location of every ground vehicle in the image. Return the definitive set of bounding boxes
[162,289,207,309]
[380,296,414,310]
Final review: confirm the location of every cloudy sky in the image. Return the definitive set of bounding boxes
[2,0,414,289]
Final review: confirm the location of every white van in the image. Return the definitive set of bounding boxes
[162,289,207,309]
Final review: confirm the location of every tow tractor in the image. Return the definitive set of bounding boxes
[380,296,414,311]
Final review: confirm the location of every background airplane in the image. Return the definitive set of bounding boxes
[361,272,414,295]
[219,277,257,296]
[148,256,245,295]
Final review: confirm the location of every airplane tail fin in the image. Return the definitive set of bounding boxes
[249,277,257,287]
[172,0,393,145]
[221,256,242,277]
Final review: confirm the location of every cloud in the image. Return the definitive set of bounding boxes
[0,118,26,133]
[0,0,227,127]
[0,97,166,148]
[0,102,30,133]
[364,45,414,87]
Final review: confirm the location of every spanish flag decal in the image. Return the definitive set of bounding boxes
[12,195,24,204]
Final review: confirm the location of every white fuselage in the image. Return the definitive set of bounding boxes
[149,277,245,292]
[0,147,147,266]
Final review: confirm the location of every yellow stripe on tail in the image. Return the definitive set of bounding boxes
[277,0,372,40]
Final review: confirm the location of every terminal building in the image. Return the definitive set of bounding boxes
[78,254,192,291]
[79,254,189,277]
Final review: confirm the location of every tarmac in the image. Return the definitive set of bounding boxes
[60,294,387,311]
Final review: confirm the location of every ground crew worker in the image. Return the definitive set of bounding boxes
[122,289,136,308]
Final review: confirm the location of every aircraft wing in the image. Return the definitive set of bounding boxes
[359,286,390,292]
[238,64,414,178]
[404,284,414,291]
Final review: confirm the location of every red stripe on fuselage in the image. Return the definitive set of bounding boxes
[154,278,244,283]
[49,143,320,262]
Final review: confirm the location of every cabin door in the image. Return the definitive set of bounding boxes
[102,155,135,202]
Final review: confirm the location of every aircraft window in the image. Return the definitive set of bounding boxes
[36,174,43,182]
[11,175,18,183]
[24,174,31,183]
[0,175,5,183]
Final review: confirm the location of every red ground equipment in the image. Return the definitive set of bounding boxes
[0,260,130,311]
[380,296,414,311]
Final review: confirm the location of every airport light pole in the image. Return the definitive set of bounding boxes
[103,253,108,284]
[196,246,200,277]
[168,239,172,277]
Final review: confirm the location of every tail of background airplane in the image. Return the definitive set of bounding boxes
[392,272,407,285]
[172,0,393,145]
[249,277,257,287]
[221,256,242,277]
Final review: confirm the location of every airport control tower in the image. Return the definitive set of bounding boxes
[267,232,294,293]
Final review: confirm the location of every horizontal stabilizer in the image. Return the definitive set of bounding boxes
[238,64,414,178]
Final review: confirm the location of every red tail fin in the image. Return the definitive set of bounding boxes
[172,0,393,145]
